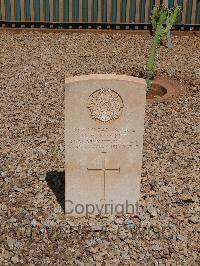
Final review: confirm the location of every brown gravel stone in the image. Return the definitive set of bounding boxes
[0,31,199,265]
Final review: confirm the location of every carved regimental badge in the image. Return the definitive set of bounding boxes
[87,88,124,122]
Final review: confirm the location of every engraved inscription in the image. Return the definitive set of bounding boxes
[87,88,124,122]
[66,127,139,149]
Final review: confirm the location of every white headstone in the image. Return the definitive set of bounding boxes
[65,75,146,216]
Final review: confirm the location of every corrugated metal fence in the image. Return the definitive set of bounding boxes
[0,0,199,29]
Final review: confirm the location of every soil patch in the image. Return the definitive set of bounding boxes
[147,77,185,103]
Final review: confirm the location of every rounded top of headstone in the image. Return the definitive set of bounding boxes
[65,74,147,85]
[87,88,124,122]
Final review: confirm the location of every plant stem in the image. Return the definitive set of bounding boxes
[166,17,172,48]
[146,31,161,89]
[164,0,172,48]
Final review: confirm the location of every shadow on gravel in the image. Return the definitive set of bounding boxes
[45,171,65,211]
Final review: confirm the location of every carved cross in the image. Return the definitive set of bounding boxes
[87,152,120,200]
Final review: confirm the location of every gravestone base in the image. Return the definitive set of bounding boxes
[65,74,146,216]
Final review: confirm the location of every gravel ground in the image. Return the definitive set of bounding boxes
[0,31,199,265]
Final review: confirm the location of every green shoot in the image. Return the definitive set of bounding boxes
[146,5,181,89]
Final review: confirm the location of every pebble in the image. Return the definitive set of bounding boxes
[31,219,37,227]
[188,216,198,224]
[9,217,17,223]
[118,230,127,240]
[152,244,160,251]
[7,239,15,250]
[11,255,19,264]
[91,224,104,231]
[15,166,21,173]
[114,218,124,225]
[148,208,157,217]
[13,186,24,193]
[59,144,64,152]
[124,218,134,225]
[1,171,7,178]
[121,252,130,260]
[176,235,186,241]
[53,207,62,214]
[0,204,8,211]
[74,260,84,266]
[139,253,145,259]
[85,239,95,247]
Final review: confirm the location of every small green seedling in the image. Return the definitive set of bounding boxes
[146,5,180,89]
